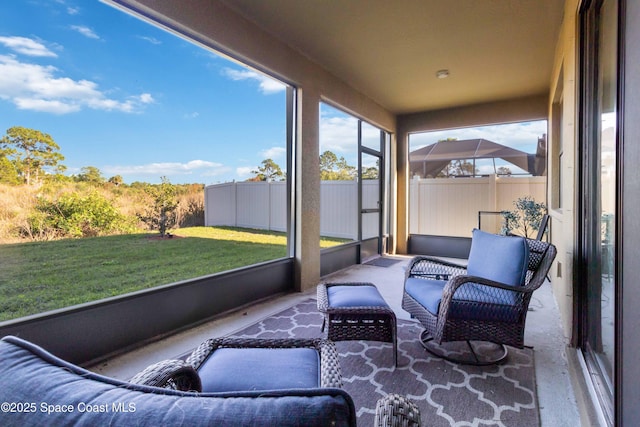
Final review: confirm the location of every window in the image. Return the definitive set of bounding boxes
[318,102,388,254]
[0,1,291,321]
[551,67,564,211]
[408,121,548,237]
[319,103,359,245]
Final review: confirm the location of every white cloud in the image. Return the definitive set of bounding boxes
[0,54,154,114]
[104,160,229,177]
[222,68,286,94]
[138,36,161,45]
[138,93,154,104]
[0,36,57,57]
[67,7,80,15]
[319,114,359,154]
[261,146,286,160]
[70,25,100,39]
[236,166,254,178]
[13,97,80,114]
[409,120,548,153]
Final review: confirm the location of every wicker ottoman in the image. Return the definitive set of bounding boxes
[317,282,397,367]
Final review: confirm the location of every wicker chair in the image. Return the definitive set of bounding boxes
[402,229,557,365]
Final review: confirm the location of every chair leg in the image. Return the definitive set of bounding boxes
[418,331,508,366]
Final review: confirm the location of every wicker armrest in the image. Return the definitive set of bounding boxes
[317,338,343,388]
[374,394,421,427]
[129,359,202,392]
[406,256,467,281]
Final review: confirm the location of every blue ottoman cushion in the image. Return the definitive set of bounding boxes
[327,285,388,308]
[198,347,320,392]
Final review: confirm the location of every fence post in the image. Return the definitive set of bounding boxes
[233,181,238,227]
[489,174,498,212]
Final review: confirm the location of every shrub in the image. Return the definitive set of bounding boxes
[137,177,179,237]
[176,192,204,227]
[25,191,134,239]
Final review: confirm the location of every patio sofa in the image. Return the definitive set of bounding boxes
[0,335,419,426]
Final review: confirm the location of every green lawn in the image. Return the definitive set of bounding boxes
[0,227,349,322]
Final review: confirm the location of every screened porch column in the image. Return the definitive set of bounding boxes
[295,88,321,291]
[395,127,411,254]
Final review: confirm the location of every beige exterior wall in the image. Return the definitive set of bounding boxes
[547,0,580,341]
[110,0,396,291]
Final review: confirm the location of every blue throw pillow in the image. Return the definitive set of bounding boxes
[466,229,529,287]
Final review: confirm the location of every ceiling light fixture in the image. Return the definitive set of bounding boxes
[436,69,450,79]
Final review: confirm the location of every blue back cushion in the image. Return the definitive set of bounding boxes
[466,229,529,287]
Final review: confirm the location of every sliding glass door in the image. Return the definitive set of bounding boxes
[579,0,619,423]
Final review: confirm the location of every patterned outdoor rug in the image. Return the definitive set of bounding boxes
[230,299,539,427]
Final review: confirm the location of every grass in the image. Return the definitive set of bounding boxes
[0,226,350,322]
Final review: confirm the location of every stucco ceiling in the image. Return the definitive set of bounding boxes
[220,0,565,115]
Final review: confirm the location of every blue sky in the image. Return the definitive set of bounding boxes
[0,1,547,185]
[0,0,288,184]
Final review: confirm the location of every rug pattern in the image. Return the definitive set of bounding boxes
[231,299,539,427]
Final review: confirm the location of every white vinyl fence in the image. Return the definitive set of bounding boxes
[205,180,378,240]
[409,175,546,237]
[204,181,288,232]
[205,176,546,239]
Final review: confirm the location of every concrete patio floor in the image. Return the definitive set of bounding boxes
[91,255,581,426]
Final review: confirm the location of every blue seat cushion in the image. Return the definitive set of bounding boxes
[327,284,389,308]
[405,277,520,322]
[198,347,320,392]
[466,229,529,287]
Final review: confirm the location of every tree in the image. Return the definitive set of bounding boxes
[319,150,356,180]
[497,166,512,176]
[427,138,477,178]
[501,196,547,238]
[138,177,179,237]
[108,175,124,186]
[0,126,65,185]
[250,158,284,181]
[76,166,104,183]
[437,159,477,177]
[362,158,380,180]
[361,166,379,180]
[0,154,20,185]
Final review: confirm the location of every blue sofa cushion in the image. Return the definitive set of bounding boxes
[466,229,529,287]
[405,277,521,322]
[327,284,389,308]
[0,336,356,427]
[198,347,320,392]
